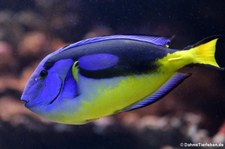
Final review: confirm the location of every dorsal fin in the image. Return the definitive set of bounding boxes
[61,35,171,52]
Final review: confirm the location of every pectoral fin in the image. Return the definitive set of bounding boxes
[124,72,190,111]
[72,61,79,82]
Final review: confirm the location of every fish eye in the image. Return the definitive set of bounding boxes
[39,70,48,78]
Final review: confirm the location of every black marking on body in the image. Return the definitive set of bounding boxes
[78,56,158,78]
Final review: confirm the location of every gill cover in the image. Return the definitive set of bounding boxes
[22,59,77,109]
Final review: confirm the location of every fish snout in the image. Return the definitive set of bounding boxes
[21,93,30,106]
[21,99,28,104]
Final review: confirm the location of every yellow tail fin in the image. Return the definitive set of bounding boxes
[190,37,220,68]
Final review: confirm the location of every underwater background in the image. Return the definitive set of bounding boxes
[0,0,225,149]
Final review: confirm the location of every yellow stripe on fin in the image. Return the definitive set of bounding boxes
[168,56,183,61]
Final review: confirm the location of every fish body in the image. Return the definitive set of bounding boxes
[21,35,222,124]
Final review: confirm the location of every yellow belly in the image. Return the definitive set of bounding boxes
[71,71,174,123]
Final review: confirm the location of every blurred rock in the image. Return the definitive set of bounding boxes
[18,31,49,57]
[0,41,17,75]
[17,31,50,69]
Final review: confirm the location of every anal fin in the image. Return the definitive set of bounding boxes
[124,72,190,112]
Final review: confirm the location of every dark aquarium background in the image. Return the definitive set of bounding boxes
[0,0,225,149]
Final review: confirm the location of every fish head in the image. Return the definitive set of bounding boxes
[21,52,75,110]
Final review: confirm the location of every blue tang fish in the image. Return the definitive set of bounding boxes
[21,35,224,124]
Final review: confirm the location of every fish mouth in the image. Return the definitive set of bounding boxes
[21,93,29,107]
[21,98,30,108]
[21,99,28,105]
[49,81,63,104]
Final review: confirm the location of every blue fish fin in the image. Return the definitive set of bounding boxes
[124,72,190,112]
[120,35,171,47]
[62,35,171,51]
